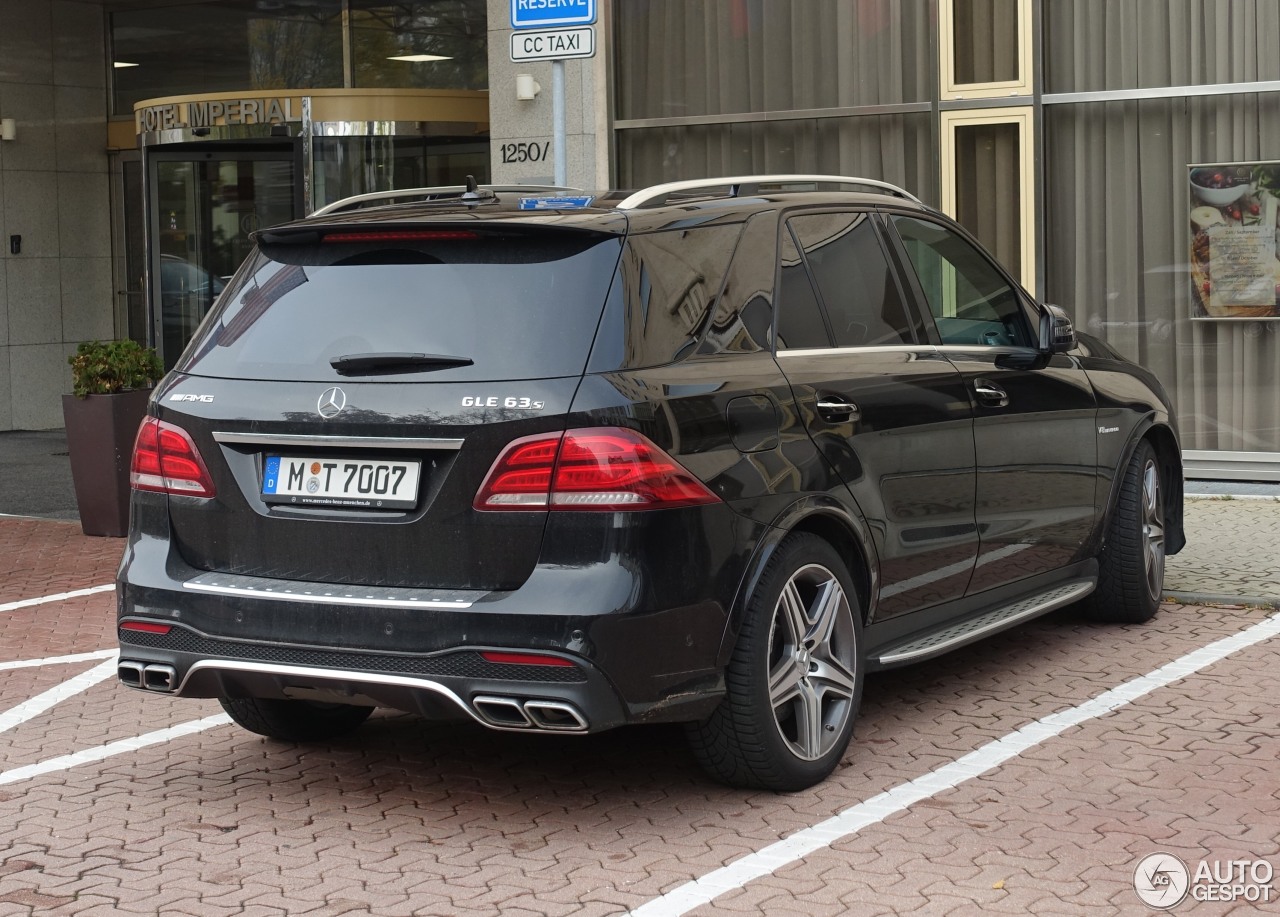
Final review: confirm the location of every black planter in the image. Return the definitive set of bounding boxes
[62,389,151,537]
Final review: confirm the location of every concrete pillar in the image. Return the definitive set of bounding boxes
[486,0,611,191]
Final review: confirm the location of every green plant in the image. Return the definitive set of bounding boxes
[67,340,163,398]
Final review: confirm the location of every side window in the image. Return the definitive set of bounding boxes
[891,215,1032,347]
[788,212,915,347]
[775,223,831,350]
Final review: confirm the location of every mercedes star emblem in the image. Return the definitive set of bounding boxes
[317,386,347,418]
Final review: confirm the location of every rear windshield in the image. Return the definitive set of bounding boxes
[178,230,623,382]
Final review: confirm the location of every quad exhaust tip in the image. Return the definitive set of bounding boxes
[119,661,177,693]
[118,660,144,688]
[472,695,588,732]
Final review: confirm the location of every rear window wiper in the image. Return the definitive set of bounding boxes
[329,352,474,375]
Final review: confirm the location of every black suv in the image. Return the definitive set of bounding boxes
[117,175,1184,791]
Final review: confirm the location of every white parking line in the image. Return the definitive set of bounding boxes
[0,649,118,671]
[0,714,233,786]
[627,611,1280,917]
[0,657,119,735]
[0,583,114,614]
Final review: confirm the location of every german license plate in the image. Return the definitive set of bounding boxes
[262,456,420,510]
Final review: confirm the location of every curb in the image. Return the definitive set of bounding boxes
[1165,590,1278,609]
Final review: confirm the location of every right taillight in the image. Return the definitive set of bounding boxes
[130,417,216,498]
[474,427,719,512]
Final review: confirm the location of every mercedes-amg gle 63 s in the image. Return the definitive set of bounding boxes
[117,176,1184,791]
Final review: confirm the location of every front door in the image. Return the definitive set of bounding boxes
[148,146,299,368]
[887,213,1099,595]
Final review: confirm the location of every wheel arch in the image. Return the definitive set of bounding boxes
[715,496,878,669]
[1145,423,1186,556]
[1100,420,1185,557]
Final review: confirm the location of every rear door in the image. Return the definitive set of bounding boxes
[161,225,624,591]
[774,209,979,620]
[886,213,1099,594]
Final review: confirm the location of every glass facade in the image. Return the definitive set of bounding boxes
[111,1,345,114]
[617,114,933,198]
[614,0,931,121]
[110,0,487,115]
[350,1,487,89]
[1044,0,1280,92]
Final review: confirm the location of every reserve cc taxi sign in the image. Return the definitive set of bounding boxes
[510,27,595,62]
[511,0,596,29]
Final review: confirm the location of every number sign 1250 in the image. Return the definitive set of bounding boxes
[501,141,549,164]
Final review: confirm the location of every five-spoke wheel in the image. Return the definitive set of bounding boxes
[767,563,860,762]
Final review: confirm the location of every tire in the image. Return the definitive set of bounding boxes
[687,533,864,791]
[218,696,373,742]
[1082,439,1166,623]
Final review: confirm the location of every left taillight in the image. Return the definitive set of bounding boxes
[474,426,720,512]
[129,417,216,497]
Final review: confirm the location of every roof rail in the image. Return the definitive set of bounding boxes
[311,184,584,218]
[614,174,922,210]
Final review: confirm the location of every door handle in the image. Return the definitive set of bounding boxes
[973,379,1009,408]
[816,395,861,423]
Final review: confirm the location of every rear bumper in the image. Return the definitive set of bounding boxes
[117,498,763,731]
[116,634,622,734]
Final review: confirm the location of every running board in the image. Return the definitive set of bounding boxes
[875,579,1095,667]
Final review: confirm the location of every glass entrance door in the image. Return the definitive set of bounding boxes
[148,148,298,368]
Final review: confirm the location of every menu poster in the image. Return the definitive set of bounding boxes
[1188,161,1280,320]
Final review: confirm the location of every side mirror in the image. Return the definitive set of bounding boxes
[1039,303,1076,354]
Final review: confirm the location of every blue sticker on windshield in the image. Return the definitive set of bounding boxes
[518,196,595,210]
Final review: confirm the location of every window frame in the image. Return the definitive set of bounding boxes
[772,207,928,354]
[773,218,834,352]
[879,208,1040,351]
[939,0,1033,100]
[938,107,1037,291]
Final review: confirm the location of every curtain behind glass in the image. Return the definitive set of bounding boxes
[617,115,934,204]
[1044,93,1280,453]
[614,0,931,120]
[953,0,1019,84]
[1044,0,1280,92]
[954,122,1022,276]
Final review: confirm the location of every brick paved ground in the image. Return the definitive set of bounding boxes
[0,519,121,604]
[1165,497,1280,604]
[1,517,1277,916]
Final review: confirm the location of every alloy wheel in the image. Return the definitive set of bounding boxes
[767,563,859,761]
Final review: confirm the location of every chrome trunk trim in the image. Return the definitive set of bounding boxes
[183,572,481,610]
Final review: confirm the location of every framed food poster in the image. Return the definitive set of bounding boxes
[1189,162,1280,320]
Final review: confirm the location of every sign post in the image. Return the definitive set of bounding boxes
[510,0,597,188]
